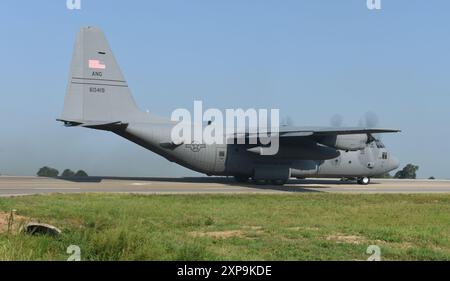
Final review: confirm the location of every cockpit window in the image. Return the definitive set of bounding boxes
[375,139,385,148]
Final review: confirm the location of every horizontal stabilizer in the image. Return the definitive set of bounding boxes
[57,119,128,131]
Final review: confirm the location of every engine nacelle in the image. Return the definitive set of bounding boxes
[319,134,368,151]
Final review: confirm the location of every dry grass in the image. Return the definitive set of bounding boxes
[0,212,32,234]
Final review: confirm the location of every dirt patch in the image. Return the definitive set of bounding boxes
[326,233,417,250]
[0,212,32,234]
[190,230,244,239]
[326,233,366,245]
[190,226,265,240]
[288,226,320,231]
[397,242,414,250]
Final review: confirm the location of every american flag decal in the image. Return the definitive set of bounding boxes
[88,59,106,69]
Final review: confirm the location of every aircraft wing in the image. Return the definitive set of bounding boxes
[231,126,400,155]
[232,126,401,139]
[279,127,400,136]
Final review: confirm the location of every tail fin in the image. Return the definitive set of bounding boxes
[61,27,144,123]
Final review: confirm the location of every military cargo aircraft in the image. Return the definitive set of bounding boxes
[58,27,400,186]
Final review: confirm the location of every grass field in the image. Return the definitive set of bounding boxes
[0,193,449,261]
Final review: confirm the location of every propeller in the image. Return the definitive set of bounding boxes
[330,112,381,144]
[330,114,344,127]
[359,111,379,128]
[281,116,294,127]
[359,111,381,144]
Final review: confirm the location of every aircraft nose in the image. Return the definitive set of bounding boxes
[390,156,400,170]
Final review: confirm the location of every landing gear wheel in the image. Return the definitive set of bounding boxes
[253,179,269,185]
[234,175,250,183]
[270,179,287,186]
[357,177,370,185]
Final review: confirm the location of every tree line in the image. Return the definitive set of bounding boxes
[35,163,431,180]
[378,163,431,179]
[37,166,88,178]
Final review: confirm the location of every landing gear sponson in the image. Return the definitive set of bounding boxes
[234,175,371,186]
[234,176,287,186]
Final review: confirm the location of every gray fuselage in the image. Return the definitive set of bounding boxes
[112,121,399,180]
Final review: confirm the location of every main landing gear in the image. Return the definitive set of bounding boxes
[234,175,250,183]
[233,176,287,186]
[253,179,287,185]
[357,177,371,185]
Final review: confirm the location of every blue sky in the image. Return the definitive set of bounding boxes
[0,0,449,178]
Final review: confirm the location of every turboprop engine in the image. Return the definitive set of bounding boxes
[318,134,368,151]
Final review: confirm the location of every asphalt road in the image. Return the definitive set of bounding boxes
[0,176,450,196]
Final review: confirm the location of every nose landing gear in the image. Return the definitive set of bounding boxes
[357,177,371,185]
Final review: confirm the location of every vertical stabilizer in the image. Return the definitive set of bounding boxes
[61,27,144,122]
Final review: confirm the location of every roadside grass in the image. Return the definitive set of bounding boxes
[0,193,449,260]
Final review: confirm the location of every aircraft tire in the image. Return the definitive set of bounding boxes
[234,175,250,183]
[254,179,269,185]
[270,179,287,186]
[357,177,371,185]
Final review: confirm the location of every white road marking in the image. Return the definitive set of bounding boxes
[0,188,81,190]
[30,188,81,190]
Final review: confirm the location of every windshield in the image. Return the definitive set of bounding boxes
[375,139,385,148]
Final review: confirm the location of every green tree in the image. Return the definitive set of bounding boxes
[61,169,76,177]
[37,166,59,177]
[74,170,88,177]
[394,164,419,179]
